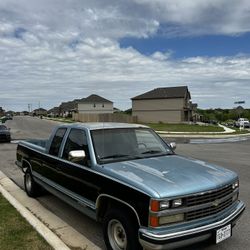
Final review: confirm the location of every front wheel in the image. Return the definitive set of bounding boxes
[24,168,42,197]
[103,208,142,250]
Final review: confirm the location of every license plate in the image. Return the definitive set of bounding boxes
[216,224,231,244]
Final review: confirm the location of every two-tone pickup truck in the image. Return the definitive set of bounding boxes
[16,123,245,250]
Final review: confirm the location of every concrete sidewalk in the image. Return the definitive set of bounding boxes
[0,171,101,250]
[157,124,250,138]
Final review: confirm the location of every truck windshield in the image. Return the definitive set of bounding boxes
[91,128,173,164]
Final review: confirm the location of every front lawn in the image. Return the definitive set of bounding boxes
[146,123,225,132]
[0,194,52,250]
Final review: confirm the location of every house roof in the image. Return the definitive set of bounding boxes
[59,98,85,112]
[79,94,113,103]
[48,107,59,114]
[33,108,47,112]
[131,86,190,100]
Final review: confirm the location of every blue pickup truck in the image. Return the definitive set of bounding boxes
[16,123,245,250]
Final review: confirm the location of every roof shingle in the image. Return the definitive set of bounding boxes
[131,86,190,100]
[79,94,113,103]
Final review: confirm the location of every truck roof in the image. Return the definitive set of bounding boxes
[58,122,149,130]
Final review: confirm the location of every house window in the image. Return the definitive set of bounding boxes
[93,103,96,108]
[102,104,104,108]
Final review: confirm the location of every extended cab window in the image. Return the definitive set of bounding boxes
[62,129,90,166]
[49,128,67,156]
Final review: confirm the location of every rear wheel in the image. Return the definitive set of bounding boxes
[103,208,142,250]
[24,168,42,197]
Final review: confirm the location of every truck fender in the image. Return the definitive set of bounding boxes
[96,194,141,226]
[21,159,32,174]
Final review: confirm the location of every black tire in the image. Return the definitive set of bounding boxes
[103,208,142,250]
[24,168,42,197]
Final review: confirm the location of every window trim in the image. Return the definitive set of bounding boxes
[60,128,90,166]
[49,128,67,156]
[90,127,173,165]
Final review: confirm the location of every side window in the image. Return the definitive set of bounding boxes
[49,128,67,156]
[62,129,90,166]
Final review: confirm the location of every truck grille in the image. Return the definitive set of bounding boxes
[186,197,233,221]
[0,134,9,141]
[186,185,233,207]
[185,185,235,221]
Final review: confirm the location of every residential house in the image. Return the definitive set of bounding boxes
[20,111,29,116]
[5,110,15,116]
[59,99,84,117]
[191,103,201,122]
[77,94,113,114]
[131,86,195,123]
[47,107,60,117]
[0,107,5,117]
[32,108,47,116]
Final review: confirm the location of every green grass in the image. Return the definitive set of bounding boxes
[0,194,53,250]
[146,123,225,132]
[231,128,249,134]
[46,117,75,123]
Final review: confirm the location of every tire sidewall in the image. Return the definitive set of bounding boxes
[24,168,38,197]
[103,208,141,250]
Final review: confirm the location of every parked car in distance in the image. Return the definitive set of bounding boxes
[0,124,11,142]
[235,118,250,128]
[16,123,245,250]
[6,114,13,120]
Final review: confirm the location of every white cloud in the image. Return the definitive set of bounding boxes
[0,0,250,111]
[132,0,250,36]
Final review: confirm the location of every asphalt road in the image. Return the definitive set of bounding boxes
[0,116,249,250]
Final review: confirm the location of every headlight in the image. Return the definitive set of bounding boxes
[151,198,183,211]
[160,200,170,210]
[159,214,184,225]
[172,199,182,208]
[232,180,239,189]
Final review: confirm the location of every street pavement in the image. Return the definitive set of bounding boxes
[0,116,249,250]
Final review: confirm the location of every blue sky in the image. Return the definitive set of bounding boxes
[120,33,250,59]
[0,0,250,111]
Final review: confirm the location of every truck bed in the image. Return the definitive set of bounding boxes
[19,139,48,153]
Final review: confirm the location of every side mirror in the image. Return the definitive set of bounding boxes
[68,150,86,163]
[8,128,11,131]
[169,142,177,151]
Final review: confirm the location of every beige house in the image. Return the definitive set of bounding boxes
[77,94,113,114]
[32,108,47,116]
[132,86,195,123]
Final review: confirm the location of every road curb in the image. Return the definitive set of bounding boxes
[0,171,70,250]
[157,132,250,138]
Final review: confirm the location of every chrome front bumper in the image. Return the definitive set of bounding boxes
[139,201,245,250]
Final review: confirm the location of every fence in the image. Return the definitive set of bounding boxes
[72,113,138,123]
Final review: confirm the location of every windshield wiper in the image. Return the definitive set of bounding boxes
[141,150,162,155]
[100,154,130,160]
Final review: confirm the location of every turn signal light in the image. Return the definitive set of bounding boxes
[150,200,159,212]
[149,216,159,227]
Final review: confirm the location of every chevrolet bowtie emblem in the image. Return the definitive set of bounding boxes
[213,199,220,207]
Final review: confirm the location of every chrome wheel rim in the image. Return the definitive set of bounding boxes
[26,173,32,192]
[108,219,127,250]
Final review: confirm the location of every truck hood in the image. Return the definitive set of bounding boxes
[102,155,237,198]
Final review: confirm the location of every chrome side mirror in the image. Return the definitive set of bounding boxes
[68,150,86,162]
[169,142,176,151]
